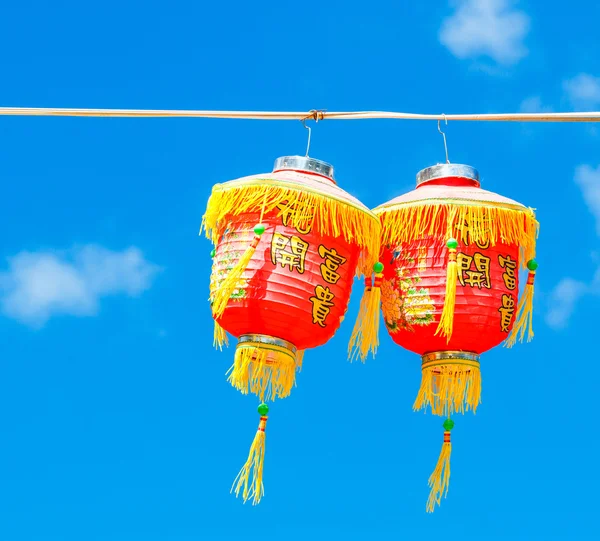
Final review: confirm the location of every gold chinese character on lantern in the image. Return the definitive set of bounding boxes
[271,233,309,273]
[457,252,491,289]
[498,293,516,332]
[309,285,335,327]
[275,200,315,234]
[318,244,347,285]
[455,218,491,249]
[498,254,517,291]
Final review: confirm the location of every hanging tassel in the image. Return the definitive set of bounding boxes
[434,238,458,342]
[296,350,305,372]
[348,262,384,362]
[505,259,538,348]
[426,418,454,513]
[347,276,372,361]
[213,320,229,350]
[212,223,265,319]
[232,403,269,505]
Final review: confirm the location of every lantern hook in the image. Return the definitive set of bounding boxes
[438,114,450,164]
[302,118,312,157]
[300,110,324,157]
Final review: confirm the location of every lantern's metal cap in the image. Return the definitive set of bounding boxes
[416,163,480,188]
[273,155,335,180]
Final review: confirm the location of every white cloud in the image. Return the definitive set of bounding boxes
[545,164,600,329]
[563,73,600,109]
[0,245,161,328]
[574,165,600,234]
[439,0,530,66]
[545,278,588,330]
[519,96,553,113]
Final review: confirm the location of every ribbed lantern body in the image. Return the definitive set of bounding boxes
[378,176,528,355]
[211,209,361,350]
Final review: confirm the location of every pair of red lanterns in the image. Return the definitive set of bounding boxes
[201,154,539,511]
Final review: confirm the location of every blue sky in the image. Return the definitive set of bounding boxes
[1,0,599,539]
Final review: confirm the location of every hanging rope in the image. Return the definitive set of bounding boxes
[0,107,599,122]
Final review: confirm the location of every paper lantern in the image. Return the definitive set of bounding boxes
[202,155,380,504]
[353,163,539,511]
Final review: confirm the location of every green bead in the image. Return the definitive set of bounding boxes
[373,261,384,273]
[446,238,458,249]
[443,418,455,431]
[210,248,216,258]
[527,259,538,271]
[257,403,269,416]
[254,224,266,236]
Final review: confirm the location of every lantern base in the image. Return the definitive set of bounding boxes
[227,334,303,402]
[413,351,481,416]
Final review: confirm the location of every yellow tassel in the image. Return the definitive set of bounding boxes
[414,355,481,416]
[213,320,229,350]
[434,238,458,342]
[227,338,301,402]
[232,404,269,505]
[211,227,264,319]
[348,262,384,362]
[296,350,305,371]
[505,259,538,348]
[426,421,454,513]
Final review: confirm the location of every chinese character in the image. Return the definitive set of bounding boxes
[271,233,309,273]
[455,219,490,249]
[309,285,335,327]
[498,293,516,333]
[318,244,347,285]
[275,201,314,234]
[498,254,517,291]
[457,252,491,289]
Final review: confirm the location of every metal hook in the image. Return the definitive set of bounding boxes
[438,114,450,164]
[302,119,312,157]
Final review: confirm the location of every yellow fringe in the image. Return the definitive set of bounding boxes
[211,235,259,319]
[231,415,267,505]
[201,179,381,277]
[348,276,382,362]
[296,350,304,371]
[505,270,536,348]
[414,364,481,416]
[227,343,299,402]
[374,201,538,270]
[434,246,458,342]
[426,432,452,513]
[213,320,229,350]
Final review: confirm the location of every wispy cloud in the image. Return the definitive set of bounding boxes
[519,96,553,113]
[574,165,600,234]
[545,278,588,330]
[439,0,529,66]
[546,165,600,329]
[0,245,161,328]
[563,73,600,110]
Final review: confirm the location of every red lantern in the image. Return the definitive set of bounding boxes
[354,163,539,511]
[202,155,380,504]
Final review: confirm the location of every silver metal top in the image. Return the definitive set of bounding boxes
[238,333,297,353]
[421,351,481,364]
[273,155,335,180]
[416,163,480,187]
